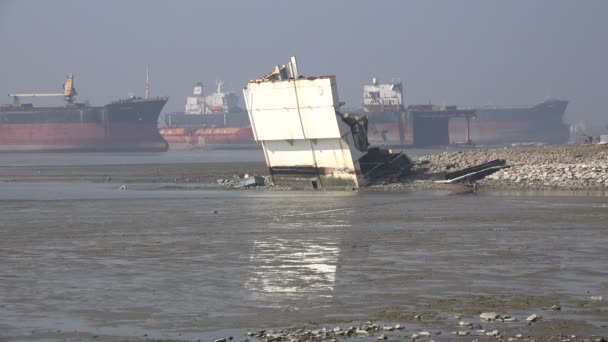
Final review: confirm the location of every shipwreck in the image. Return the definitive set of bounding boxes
[243,56,411,190]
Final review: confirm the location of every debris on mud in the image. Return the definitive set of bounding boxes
[217,174,265,189]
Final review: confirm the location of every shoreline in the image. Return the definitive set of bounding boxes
[1,144,606,194]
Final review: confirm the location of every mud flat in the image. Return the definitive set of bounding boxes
[1,188,607,342]
[0,149,607,341]
[0,161,267,185]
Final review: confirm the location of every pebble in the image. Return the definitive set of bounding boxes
[526,314,541,322]
[486,330,500,336]
[480,312,500,321]
[501,315,517,323]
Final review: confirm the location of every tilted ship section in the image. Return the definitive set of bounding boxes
[244,56,411,190]
[0,73,169,152]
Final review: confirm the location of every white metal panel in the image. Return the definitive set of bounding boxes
[263,140,317,167]
[244,82,305,141]
[263,138,360,172]
[244,77,343,141]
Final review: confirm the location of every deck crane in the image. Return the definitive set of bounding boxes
[8,73,77,106]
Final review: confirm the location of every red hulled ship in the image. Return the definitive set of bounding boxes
[0,74,169,152]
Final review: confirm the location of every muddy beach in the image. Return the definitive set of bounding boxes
[1,149,607,342]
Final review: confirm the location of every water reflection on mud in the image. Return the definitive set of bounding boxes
[245,207,354,298]
[246,239,340,295]
[1,184,607,341]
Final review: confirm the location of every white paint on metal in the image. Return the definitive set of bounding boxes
[362,78,403,112]
[243,56,368,188]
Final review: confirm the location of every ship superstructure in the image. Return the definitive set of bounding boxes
[184,81,241,115]
[160,82,253,148]
[362,78,404,113]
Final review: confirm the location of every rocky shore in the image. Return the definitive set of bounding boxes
[375,144,608,192]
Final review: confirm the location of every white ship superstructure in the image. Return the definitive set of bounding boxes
[184,81,241,115]
[362,78,404,113]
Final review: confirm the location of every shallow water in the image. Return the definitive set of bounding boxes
[1,180,607,341]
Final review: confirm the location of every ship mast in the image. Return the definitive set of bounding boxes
[145,64,150,99]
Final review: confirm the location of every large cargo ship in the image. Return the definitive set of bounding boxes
[159,81,255,149]
[0,74,169,152]
[362,78,570,146]
[449,99,570,145]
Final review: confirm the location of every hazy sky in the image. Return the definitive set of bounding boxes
[1,0,606,128]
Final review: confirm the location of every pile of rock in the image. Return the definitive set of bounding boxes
[414,144,608,191]
[483,163,608,190]
[246,323,409,342]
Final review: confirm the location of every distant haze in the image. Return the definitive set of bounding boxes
[1,1,607,133]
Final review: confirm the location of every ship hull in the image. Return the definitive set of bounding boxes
[366,100,569,146]
[159,126,255,150]
[160,110,255,149]
[0,98,169,152]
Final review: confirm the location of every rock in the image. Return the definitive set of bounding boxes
[456,331,470,336]
[377,334,387,340]
[486,330,499,336]
[551,304,562,311]
[418,331,431,337]
[355,329,369,336]
[395,324,403,330]
[590,296,603,301]
[501,315,517,323]
[526,314,541,322]
[119,185,127,190]
[480,312,500,321]
[516,334,523,338]
[458,321,471,326]
[382,326,394,331]
[214,339,227,342]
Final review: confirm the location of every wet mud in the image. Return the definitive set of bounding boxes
[0,161,607,341]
